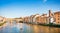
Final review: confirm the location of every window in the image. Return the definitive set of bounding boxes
[58,18,59,20]
[58,22,59,23]
[58,15,59,17]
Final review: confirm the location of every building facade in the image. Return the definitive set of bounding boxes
[23,16,30,23]
[49,10,60,24]
[54,12,60,24]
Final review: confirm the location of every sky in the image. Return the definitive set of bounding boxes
[0,0,60,18]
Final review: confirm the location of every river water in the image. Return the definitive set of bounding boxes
[0,22,60,33]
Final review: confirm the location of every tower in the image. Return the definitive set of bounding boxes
[49,10,54,24]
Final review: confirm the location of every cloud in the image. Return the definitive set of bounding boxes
[43,0,47,3]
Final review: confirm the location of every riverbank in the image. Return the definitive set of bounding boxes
[23,22,60,28]
[0,21,6,26]
[38,23,60,28]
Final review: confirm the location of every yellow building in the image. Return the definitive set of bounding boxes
[35,14,48,24]
[41,14,48,24]
[29,14,40,23]
[35,16,43,24]
[54,12,60,24]
[30,15,34,22]
[23,16,30,23]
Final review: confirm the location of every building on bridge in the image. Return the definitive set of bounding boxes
[14,17,23,23]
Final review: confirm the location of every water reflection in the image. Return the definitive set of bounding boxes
[0,22,60,33]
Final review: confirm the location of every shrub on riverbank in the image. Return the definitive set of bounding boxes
[38,23,60,28]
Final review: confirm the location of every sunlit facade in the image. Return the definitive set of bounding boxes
[54,12,60,24]
[23,16,30,23]
[35,14,49,24]
[49,10,60,24]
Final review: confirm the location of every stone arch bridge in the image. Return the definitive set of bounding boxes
[6,18,23,23]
